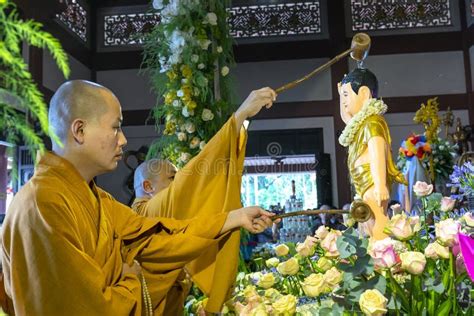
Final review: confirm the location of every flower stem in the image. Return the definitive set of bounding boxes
[449,250,457,315]
[389,271,400,316]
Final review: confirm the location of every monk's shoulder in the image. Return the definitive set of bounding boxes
[7,175,76,225]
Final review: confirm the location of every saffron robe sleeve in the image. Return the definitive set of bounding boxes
[1,172,226,316]
[134,114,248,312]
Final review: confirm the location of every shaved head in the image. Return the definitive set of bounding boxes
[134,159,177,197]
[49,80,115,145]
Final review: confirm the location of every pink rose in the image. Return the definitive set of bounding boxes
[400,251,426,275]
[368,238,399,270]
[384,213,420,240]
[314,225,329,240]
[413,181,433,197]
[435,218,461,247]
[320,230,342,258]
[440,197,456,212]
[296,236,318,257]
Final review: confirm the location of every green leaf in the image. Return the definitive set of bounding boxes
[437,299,452,316]
[336,236,356,259]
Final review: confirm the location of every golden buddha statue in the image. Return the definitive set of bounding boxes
[338,68,406,240]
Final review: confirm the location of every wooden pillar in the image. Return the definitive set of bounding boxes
[328,0,352,207]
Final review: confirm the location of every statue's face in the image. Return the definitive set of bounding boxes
[338,82,368,120]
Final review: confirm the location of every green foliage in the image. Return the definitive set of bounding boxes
[142,0,236,167]
[0,0,69,158]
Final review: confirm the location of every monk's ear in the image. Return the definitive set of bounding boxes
[358,86,372,100]
[142,180,154,193]
[71,119,86,144]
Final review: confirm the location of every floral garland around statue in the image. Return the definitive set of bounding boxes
[143,0,235,167]
[338,98,388,147]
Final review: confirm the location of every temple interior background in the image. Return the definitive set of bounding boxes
[2,0,474,233]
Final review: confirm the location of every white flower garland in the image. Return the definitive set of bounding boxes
[338,98,388,147]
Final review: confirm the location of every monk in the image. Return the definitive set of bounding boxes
[1,80,276,315]
[131,88,277,313]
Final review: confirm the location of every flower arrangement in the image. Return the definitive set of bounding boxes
[184,182,473,315]
[142,0,236,166]
[449,161,474,200]
[397,135,457,182]
[398,134,431,160]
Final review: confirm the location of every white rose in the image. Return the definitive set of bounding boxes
[221,66,230,77]
[177,90,184,97]
[177,132,187,142]
[400,251,426,275]
[191,54,199,63]
[184,121,195,134]
[199,141,206,150]
[413,181,433,197]
[199,39,212,50]
[179,152,191,163]
[217,46,223,53]
[198,63,205,69]
[182,107,194,117]
[189,137,200,149]
[205,12,218,25]
[201,108,214,121]
[172,100,181,108]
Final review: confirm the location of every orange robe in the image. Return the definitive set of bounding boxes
[132,114,247,313]
[1,152,227,315]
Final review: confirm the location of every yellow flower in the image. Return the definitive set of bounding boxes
[164,91,175,105]
[359,289,388,316]
[264,288,280,299]
[257,273,275,289]
[185,100,197,110]
[316,257,333,272]
[166,70,177,80]
[424,241,449,259]
[301,273,326,297]
[250,304,268,316]
[274,244,289,257]
[181,64,193,78]
[271,294,297,315]
[265,257,279,268]
[323,267,343,288]
[400,251,426,275]
[0,0,6,5]
[243,285,258,299]
[276,258,299,276]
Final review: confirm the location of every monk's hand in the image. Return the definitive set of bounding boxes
[236,87,277,120]
[373,186,389,207]
[122,260,142,277]
[239,206,275,234]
